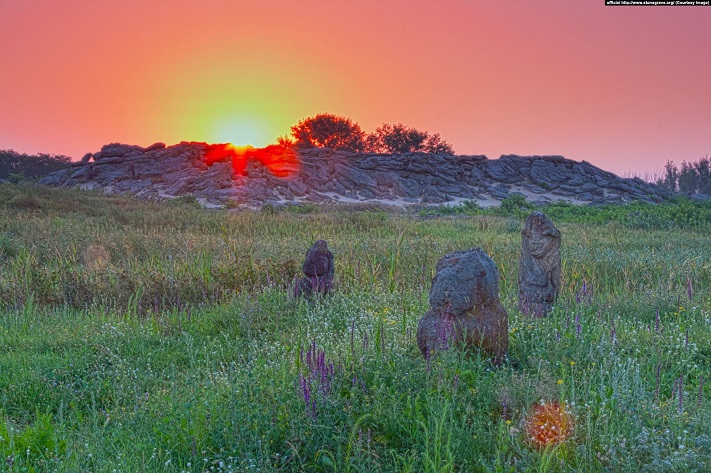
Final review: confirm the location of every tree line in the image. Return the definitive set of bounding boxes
[0,149,72,182]
[656,156,711,195]
[279,113,455,154]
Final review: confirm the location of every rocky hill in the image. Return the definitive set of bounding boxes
[37,142,670,208]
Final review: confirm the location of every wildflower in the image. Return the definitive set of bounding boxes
[501,394,510,420]
[557,379,564,385]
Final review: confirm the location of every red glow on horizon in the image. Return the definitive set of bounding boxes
[203,143,300,178]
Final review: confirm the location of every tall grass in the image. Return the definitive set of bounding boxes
[0,184,709,472]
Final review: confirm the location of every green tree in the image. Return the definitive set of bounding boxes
[0,150,72,181]
[656,156,711,195]
[367,123,454,154]
[290,113,366,152]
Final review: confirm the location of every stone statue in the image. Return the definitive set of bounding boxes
[417,248,508,365]
[518,212,561,316]
[293,240,334,298]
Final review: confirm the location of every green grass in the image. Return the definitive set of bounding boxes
[0,184,710,472]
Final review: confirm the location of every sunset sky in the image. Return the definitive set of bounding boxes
[1,0,709,176]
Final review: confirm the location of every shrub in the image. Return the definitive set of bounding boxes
[367,123,454,154]
[290,113,366,152]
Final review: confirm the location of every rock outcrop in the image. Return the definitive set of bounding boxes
[37,142,671,208]
[518,212,561,317]
[417,248,508,365]
[293,240,335,298]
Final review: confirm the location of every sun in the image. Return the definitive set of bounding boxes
[213,116,272,147]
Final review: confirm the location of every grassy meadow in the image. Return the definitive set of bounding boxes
[1,183,710,472]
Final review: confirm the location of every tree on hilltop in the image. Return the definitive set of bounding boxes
[287,114,455,155]
[366,123,454,154]
[290,113,366,153]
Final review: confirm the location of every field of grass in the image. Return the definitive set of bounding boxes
[1,183,710,472]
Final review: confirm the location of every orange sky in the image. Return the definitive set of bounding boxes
[1,0,709,176]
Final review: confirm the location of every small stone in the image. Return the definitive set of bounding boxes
[293,240,334,298]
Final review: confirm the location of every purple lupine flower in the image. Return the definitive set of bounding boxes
[522,295,531,315]
[298,340,337,416]
[677,375,684,415]
[685,328,689,348]
[575,314,581,337]
[299,374,311,407]
[698,375,704,409]
[555,330,561,343]
[437,313,454,351]
[654,309,660,334]
[687,278,693,301]
[655,364,661,401]
[575,279,592,305]
[320,369,328,395]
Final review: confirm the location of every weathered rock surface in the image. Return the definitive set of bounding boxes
[518,212,561,317]
[417,248,508,365]
[293,240,335,298]
[37,142,672,208]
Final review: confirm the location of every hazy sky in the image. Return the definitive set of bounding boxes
[1,0,709,175]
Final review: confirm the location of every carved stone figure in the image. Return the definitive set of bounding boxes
[518,212,561,316]
[417,248,508,365]
[293,240,334,298]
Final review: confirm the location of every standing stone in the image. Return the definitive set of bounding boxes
[417,248,508,365]
[293,240,335,298]
[518,212,561,316]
